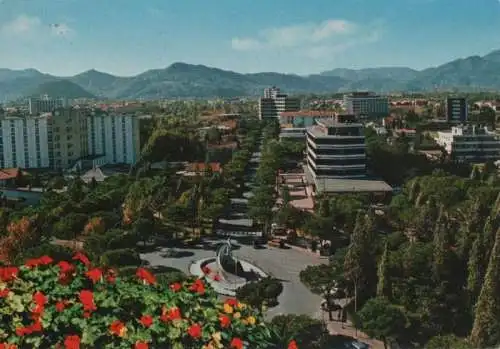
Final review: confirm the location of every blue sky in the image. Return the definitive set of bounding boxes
[0,0,500,76]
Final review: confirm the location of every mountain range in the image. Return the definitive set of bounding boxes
[2,49,500,101]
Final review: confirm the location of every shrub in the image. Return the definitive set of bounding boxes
[270,314,328,349]
[236,277,283,308]
[14,243,74,264]
[0,253,295,348]
[84,230,138,258]
[100,248,141,267]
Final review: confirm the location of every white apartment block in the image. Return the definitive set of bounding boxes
[29,95,67,115]
[0,116,50,168]
[0,110,141,170]
[343,92,389,117]
[435,125,500,163]
[87,114,141,165]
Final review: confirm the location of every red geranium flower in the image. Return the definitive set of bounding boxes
[136,268,156,285]
[32,291,47,319]
[219,314,231,328]
[79,290,97,313]
[57,261,76,284]
[201,266,211,274]
[135,342,149,349]
[160,306,182,322]
[189,279,205,295]
[139,315,153,328]
[0,267,18,282]
[64,335,81,349]
[0,344,17,349]
[187,323,202,339]
[15,319,43,336]
[72,253,90,267]
[55,301,67,312]
[85,268,103,283]
[109,320,127,337]
[230,338,244,349]
[25,256,53,268]
[170,282,182,292]
[0,289,10,298]
[225,298,238,307]
[288,340,298,349]
[58,261,75,274]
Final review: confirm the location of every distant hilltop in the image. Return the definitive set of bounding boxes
[1,49,500,100]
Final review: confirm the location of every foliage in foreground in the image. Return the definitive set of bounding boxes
[0,253,298,349]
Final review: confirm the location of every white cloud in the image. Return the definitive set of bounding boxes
[1,15,41,35]
[0,14,74,39]
[231,19,384,65]
[231,37,263,51]
[231,19,356,51]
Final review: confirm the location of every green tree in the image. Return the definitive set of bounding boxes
[356,297,407,349]
[467,227,486,306]
[344,212,376,309]
[270,315,328,349]
[425,335,471,349]
[132,217,154,246]
[377,243,391,299]
[470,227,500,348]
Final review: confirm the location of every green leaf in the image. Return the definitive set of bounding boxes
[168,326,182,340]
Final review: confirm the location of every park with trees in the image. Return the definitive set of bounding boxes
[2,99,500,348]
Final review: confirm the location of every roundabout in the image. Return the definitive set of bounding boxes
[189,239,268,296]
[140,238,324,318]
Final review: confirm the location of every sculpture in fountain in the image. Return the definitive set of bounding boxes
[216,238,244,277]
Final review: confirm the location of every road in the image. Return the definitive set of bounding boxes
[140,242,325,319]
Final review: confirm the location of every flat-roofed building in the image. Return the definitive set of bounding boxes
[343,92,389,118]
[306,115,366,179]
[435,125,500,163]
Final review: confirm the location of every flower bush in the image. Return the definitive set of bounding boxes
[0,253,298,349]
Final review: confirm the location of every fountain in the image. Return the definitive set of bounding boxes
[189,239,267,296]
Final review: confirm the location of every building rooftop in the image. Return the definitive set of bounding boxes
[279,110,335,118]
[185,162,222,173]
[0,168,27,181]
[304,166,392,193]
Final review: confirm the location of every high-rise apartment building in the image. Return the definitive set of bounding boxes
[0,108,140,170]
[446,97,468,123]
[259,87,300,119]
[49,108,88,169]
[0,116,50,168]
[87,113,141,165]
[306,115,366,179]
[28,95,67,115]
[343,92,389,118]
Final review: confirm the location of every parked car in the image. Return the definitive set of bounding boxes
[351,340,370,349]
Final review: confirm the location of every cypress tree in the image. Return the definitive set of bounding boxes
[344,212,377,306]
[376,242,391,299]
[467,228,485,306]
[483,216,495,263]
[432,219,449,283]
[470,227,500,348]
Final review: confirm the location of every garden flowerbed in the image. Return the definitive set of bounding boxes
[0,253,298,349]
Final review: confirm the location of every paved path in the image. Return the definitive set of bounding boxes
[140,242,325,319]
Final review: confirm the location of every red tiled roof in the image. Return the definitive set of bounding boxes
[279,110,336,118]
[186,162,222,173]
[0,168,24,181]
